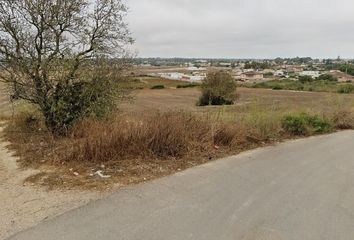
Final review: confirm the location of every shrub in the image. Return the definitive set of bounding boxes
[272,85,283,90]
[306,115,332,133]
[263,72,274,78]
[198,71,238,106]
[337,84,354,94]
[318,74,338,82]
[282,113,332,136]
[282,114,308,135]
[299,75,313,83]
[44,76,116,136]
[151,85,165,90]
[177,83,199,88]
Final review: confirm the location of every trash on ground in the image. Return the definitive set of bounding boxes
[95,170,111,179]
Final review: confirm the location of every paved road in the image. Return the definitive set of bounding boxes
[9,131,354,240]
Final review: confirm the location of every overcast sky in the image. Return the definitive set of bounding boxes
[127,0,354,59]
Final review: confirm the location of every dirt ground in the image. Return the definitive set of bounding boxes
[0,123,103,240]
[0,84,105,240]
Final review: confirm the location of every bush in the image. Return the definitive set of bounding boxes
[318,74,338,82]
[337,84,354,94]
[282,114,308,135]
[282,113,332,136]
[198,71,237,106]
[43,77,116,136]
[176,83,199,88]
[151,85,165,90]
[263,72,274,78]
[299,75,314,83]
[272,85,283,90]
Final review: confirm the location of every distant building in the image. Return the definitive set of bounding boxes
[329,70,354,82]
[186,67,206,71]
[219,62,232,67]
[240,71,264,80]
[299,71,320,79]
[158,72,205,82]
[274,70,285,77]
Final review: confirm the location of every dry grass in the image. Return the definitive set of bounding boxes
[3,88,354,190]
[70,112,213,163]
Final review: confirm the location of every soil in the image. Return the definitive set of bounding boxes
[0,123,102,240]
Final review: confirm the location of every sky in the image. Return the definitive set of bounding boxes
[127,0,354,59]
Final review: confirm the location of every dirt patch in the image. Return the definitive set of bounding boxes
[0,123,102,240]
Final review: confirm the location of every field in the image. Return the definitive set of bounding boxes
[2,78,353,238]
[121,87,354,113]
[248,79,354,93]
[1,82,353,192]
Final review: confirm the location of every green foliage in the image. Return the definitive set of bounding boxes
[151,85,165,89]
[325,64,354,76]
[198,71,238,106]
[282,113,332,136]
[299,75,313,83]
[272,85,283,90]
[43,78,115,135]
[176,83,199,88]
[338,64,354,76]
[252,79,339,93]
[337,84,354,94]
[317,74,338,82]
[263,72,274,78]
[244,61,270,70]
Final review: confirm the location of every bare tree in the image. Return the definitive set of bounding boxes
[0,0,132,134]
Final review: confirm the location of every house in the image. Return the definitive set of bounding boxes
[329,70,354,82]
[274,70,285,77]
[299,71,320,79]
[240,71,264,80]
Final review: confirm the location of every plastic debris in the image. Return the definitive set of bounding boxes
[95,170,111,179]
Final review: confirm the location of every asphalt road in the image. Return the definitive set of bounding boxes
[8,131,354,240]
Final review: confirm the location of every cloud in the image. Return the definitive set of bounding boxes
[127,0,354,58]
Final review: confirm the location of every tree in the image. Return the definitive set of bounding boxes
[0,0,133,134]
[299,75,313,83]
[198,71,238,106]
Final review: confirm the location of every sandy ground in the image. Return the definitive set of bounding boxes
[0,123,102,240]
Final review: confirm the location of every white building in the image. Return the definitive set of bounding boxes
[299,71,320,79]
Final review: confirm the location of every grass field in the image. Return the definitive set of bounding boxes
[3,84,354,190]
[247,79,354,94]
[121,87,354,114]
[122,76,199,90]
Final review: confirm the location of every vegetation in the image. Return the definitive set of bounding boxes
[337,84,354,94]
[0,0,132,135]
[252,79,353,93]
[5,96,354,189]
[318,74,338,82]
[177,83,200,88]
[151,85,165,90]
[244,61,271,70]
[198,71,238,106]
[326,63,354,76]
[282,113,332,136]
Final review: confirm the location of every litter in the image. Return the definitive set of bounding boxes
[95,170,111,179]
